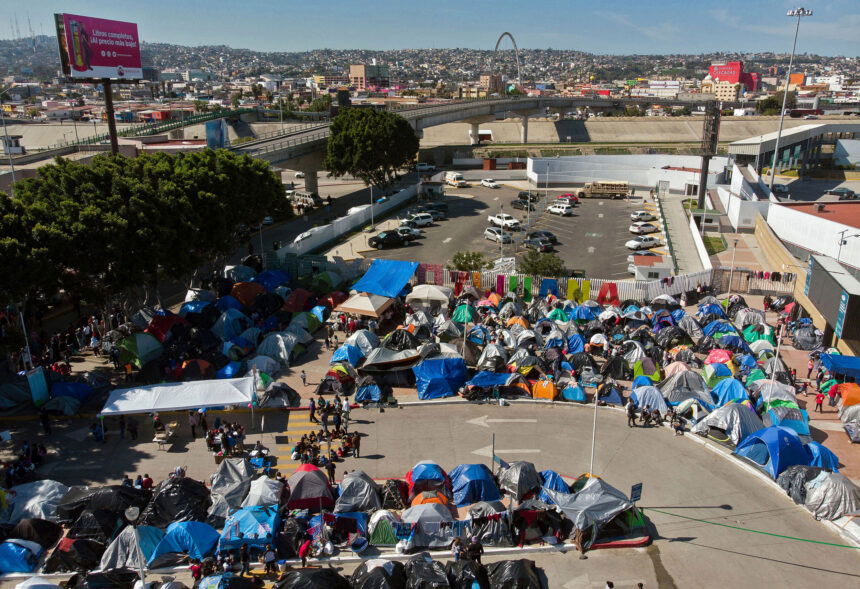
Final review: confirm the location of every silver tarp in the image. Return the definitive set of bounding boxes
[692,404,765,447]
[543,477,633,531]
[498,462,540,501]
[803,472,860,521]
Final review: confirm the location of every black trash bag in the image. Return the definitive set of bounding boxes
[486,559,542,588]
[56,485,152,525]
[66,568,139,589]
[277,517,307,558]
[445,560,490,589]
[10,518,63,549]
[383,329,420,351]
[776,465,824,504]
[139,477,211,528]
[405,552,449,588]
[43,538,106,573]
[68,509,123,543]
[352,558,408,589]
[274,567,352,588]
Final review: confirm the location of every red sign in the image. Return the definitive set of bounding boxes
[56,13,142,80]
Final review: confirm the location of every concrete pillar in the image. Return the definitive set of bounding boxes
[302,169,319,195]
[520,115,529,144]
[470,122,480,145]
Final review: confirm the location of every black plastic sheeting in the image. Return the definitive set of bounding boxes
[274,568,352,588]
[43,538,106,573]
[351,559,409,589]
[9,518,63,549]
[56,485,151,524]
[139,477,212,528]
[68,509,123,543]
[486,559,543,588]
[777,465,824,504]
[277,517,307,558]
[405,552,449,588]
[445,560,490,589]
[66,568,139,589]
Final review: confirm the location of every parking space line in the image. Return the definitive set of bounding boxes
[442,237,452,244]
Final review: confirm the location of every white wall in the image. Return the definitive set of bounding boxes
[834,139,860,167]
[527,155,728,191]
[689,214,714,270]
[767,204,860,270]
[716,186,770,229]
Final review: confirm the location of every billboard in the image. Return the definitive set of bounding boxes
[55,13,142,80]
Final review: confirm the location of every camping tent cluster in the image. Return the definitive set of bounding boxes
[816,355,860,443]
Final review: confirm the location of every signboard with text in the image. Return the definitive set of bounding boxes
[835,290,849,339]
[55,13,142,80]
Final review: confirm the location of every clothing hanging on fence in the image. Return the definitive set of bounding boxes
[566,279,581,302]
[416,264,427,284]
[508,275,519,295]
[472,271,482,288]
[580,280,591,302]
[597,282,619,307]
[496,274,506,294]
[523,277,533,302]
[539,278,559,298]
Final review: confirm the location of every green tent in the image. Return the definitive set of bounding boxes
[761,399,800,413]
[289,312,321,333]
[547,308,568,322]
[703,364,730,388]
[746,369,767,384]
[452,304,480,324]
[369,515,398,546]
[632,359,661,382]
[118,333,163,369]
[742,324,776,345]
[311,271,342,293]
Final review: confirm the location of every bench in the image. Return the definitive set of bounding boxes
[153,421,179,450]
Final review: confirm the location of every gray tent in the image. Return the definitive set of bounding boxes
[207,458,253,523]
[98,524,163,572]
[334,470,382,513]
[498,462,541,502]
[677,315,704,342]
[476,344,508,372]
[2,480,70,524]
[692,404,765,447]
[793,326,822,351]
[468,501,512,546]
[735,308,766,327]
[803,472,860,521]
[658,371,710,407]
[400,503,454,548]
[543,477,633,533]
[630,386,669,414]
[751,381,796,406]
[345,330,381,357]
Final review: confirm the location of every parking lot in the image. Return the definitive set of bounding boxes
[773,178,860,202]
[367,181,664,279]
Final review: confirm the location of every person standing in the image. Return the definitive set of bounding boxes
[299,536,312,568]
[308,397,318,424]
[300,370,307,387]
[188,411,199,439]
[239,543,250,576]
[263,544,277,575]
[39,411,52,437]
[466,536,484,565]
[451,538,463,562]
[326,459,336,484]
[352,433,361,458]
[815,392,825,413]
[625,400,637,428]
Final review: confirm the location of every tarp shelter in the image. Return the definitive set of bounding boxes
[0,540,41,573]
[218,506,280,553]
[241,477,283,508]
[99,377,255,415]
[630,386,669,414]
[468,501,512,547]
[330,344,363,367]
[544,477,633,537]
[412,357,467,400]
[2,480,69,524]
[400,503,454,548]
[47,538,103,575]
[820,354,860,379]
[140,477,212,529]
[335,293,395,318]
[208,458,253,520]
[275,568,351,588]
[803,472,860,521]
[99,525,163,571]
[118,333,163,369]
[50,381,93,403]
[149,521,219,564]
[804,442,840,472]
[9,519,62,550]
[351,259,418,298]
[734,426,810,478]
[335,471,382,513]
[692,403,764,447]
[286,465,334,510]
[498,462,541,502]
[538,470,571,504]
[449,464,501,507]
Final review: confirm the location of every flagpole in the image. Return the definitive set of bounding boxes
[491,433,495,474]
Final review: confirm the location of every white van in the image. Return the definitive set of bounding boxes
[445,171,467,187]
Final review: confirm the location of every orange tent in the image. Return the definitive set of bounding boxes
[506,316,529,328]
[532,378,559,400]
[231,282,266,307]
[488,292,502,306]
[838,383,860,408]
[411,490,451,507]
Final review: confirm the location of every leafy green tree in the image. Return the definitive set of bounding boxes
[193,100,209,113]
[519,250,566,276]
[308,94,332,113]
[756,91,796,115]
[325,108,419,188]
[231,94,241,108]
[447,251,490,272]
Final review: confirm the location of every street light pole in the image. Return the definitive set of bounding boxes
[1,85,18,195]
[837,230,860,263]
[727,238,739,297]
[768,7,812,193]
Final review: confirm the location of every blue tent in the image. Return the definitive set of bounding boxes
[351,259,419,298]
[597,384,625,406]
[735,354,758,370]
[450,464,501,507]
[149,521,219,564]
[331,344,363,367]
[631,375,653,389]
[566,334,585,354]
[702,320,735,337]
[466,372,511,387]
[717,334,751,353]
[136,526,165,562]
[467,325,490,345]
[711,379,749,407]
[764,408,810,437]
[562,383,587,402]
[409,461,447,486]
[804,442,840,472]
[355,381,382,403]
[51,381,93,402]
[218,506,281,553]
[569,306,598,321]
[698,303,726,318]
[310,305,328,323]
[630,386,668,413]
[179,300,213,316]
[216,295,245,313]
[252,270,290,292]
[670,308,687,323]
[216,362,243,379]
[734,426,810,478]
[413,357,467,400]
[212,308,250,342]
[820,354,860,379]
[538,470,570,504]
[0,540,41,573]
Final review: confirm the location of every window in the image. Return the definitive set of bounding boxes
[647,271,660,279]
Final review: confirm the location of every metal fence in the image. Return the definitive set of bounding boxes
[711,267,796,295]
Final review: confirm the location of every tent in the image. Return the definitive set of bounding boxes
[335,293,395,318]
[8,519,62,550]
[468,501,512,547]
[211,309,252,342]
[251,269,290,292]
[704,363,732,387]
[452,304,480,324]
[368,510,400,547]
[256,332,299,369]
[630,386,669,414]
[241,477,283,508]
[658,371,711,408]
[632,358,661,382]
[692,403,764,447]
[276,568,351,588]
[763,407,809,437]
[99,378,255,416]
[44,536,108,573]
[710,378,749,407]
[498,461,541,502]
[330,344,363,367]
[286,465,334,510]
[145,314,188,343]
[405,461,451,498]
[148,521,218,564]
[400,503,454,549]
[804,442,840,472]
[335,470,382,513]
[208,458,253,520]
[218,505,280,553]
[118,333,163,369]
[449,464,501,507]
[0,540,42,573]
[734,426,810,478]
[351,259,418,298]
[803,472,860,521]
[412,357,467,400]
[544,477,634,545]
[98,525,163,571]
[2,480,69,524]
[345,330,380,357]
[140,478,211,529]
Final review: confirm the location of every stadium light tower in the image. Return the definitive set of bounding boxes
[768,7,812,193]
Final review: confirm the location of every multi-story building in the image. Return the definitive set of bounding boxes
[707,61,759,93]
[701,76,742,102]
[479,74,503,93]
[349,63,390,91]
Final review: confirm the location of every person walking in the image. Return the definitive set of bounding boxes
[352,433,361,458]
[263,545,277,575]
[239,543,250,576]
[299,536,312,568]
[300,370,307,387]
[625,400,637,428]
[188,411,199,439]
[806,358,815,380]
[308,397,318,423]
[466,536,484,565]
[815,392,825,413]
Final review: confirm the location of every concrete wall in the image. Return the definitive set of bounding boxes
[766,203,860,272]
[689,214,714,270]
[526,154,728,191]
[715,186,770,229]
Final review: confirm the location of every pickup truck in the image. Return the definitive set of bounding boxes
[487,213,521,230]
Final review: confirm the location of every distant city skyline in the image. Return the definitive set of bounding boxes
[4,0,859,56]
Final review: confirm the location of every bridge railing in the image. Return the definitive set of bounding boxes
[228,123,330,149]
[240,131,330,156]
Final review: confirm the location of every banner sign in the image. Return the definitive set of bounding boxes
[55,13,142,80]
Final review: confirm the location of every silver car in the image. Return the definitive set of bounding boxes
[484,227,512,243]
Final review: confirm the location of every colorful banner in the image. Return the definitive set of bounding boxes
[496,274,506,294]
[508,275,518,294]
[56,13,142,80]
[581,280,591,302]
[566,279,581,302]
[523,277,533,302]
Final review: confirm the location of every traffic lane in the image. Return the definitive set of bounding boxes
[775,178,860,202]
[343,403,859,588]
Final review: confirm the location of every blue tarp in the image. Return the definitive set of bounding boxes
[216,295,245,312]
[467,325,490,345]
[351,259,419,298]
[631,375,653,389]
[137,526,165,562]
[698,303,726,318]
[567,334,585,354]
[538,470,570,504]
[820,354,860,379]
[216,362,243,379]
[331,344,363,366]
[717,335,752,353]
[561,384,587,402]
[218,506,281,553]
[450,464,501,507]
[413,357,467,400]
[711,379,749,407]
[735,354,758,370]
[630,386,669,414]
[466,372,511,388]
[355,383,382,403]
[0,541,40,573]
[804,442,840,472]
[150,521,219,564]
[568,306,598,321]
[51,381,93,402]
[598,385,625,405]
[670,309,686,323]
[734,426,810,478]
[179,301,212,316]
[310,305,328,323]
[252,270,290,292]
[702,320,735,337]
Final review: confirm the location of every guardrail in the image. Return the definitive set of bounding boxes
[240,131,330,157]
[228,123,330,149]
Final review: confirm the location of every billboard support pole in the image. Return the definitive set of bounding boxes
[103,79,119,155]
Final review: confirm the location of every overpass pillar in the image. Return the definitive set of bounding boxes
[302,170,319,195]
[470,122,480,145]
[520,115,529,144]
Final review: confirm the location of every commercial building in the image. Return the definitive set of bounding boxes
[349,63,390,91]
[312,74,349,90]
[479,74,503,94]
[707,61,759,93]
[700,77,742,102]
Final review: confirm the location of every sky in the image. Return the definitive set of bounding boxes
[6,0,860,55]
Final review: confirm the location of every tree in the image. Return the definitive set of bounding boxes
[193,100,209,113]
[336,89,351,108]
[519,250,566,276]
[231,95,241,108]
[308,95,332,113]
[447,251,490,272]
[756,91,796,115]
[325,108,419,188]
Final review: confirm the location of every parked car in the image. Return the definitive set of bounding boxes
[368,231,406,249]
[557,193,580,204]
[481,179,500,188]
[630,210,656,222]
[406,213,434,227]
[415,163,435,173]
[487,213,521,229]
[399,219,420,229]
[523,237,554,252]
[484,227,512,243]
[396,226,422,241]
[407,205,446,220]
[771,184,790,195]
[262,216,274,225]
[511,199,535,211]
[555,197,576,207]
[294,171,305,178]
[629,222,659,234]
[547,203,575,216]
[803,114,818,119]
[625,235,660,250]
[527,230,558,244]
[826,187,855,198]
[517,191,540,202]
[423,201,449,213]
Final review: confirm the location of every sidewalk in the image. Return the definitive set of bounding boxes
[710,232,772,271]
[658,192,703,274]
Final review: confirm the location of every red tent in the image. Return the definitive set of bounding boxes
[283,288,313,313]
[286,464,334,510]
[145,314,188,342]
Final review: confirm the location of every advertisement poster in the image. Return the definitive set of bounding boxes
[205,119,229,149]
[55,13,142,80]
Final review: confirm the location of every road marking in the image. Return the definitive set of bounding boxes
[442,237,452,244]
[473,444,541,457]
[493,197,499,201]
[587,246,596,253]
[584,232,603,238]
[467,415,538,428]
[598,213,604,218]
[598,201,604,206]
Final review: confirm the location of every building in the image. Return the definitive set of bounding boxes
[312,74,349,90]
[349,63,390,91]
[707,61,759,93]
[700,76,742,102]
[479,74,503,94]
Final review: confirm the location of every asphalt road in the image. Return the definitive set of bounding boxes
[772,178,860,203]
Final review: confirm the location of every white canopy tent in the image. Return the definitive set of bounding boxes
[336,293,396,318]
[99,377,255,416]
